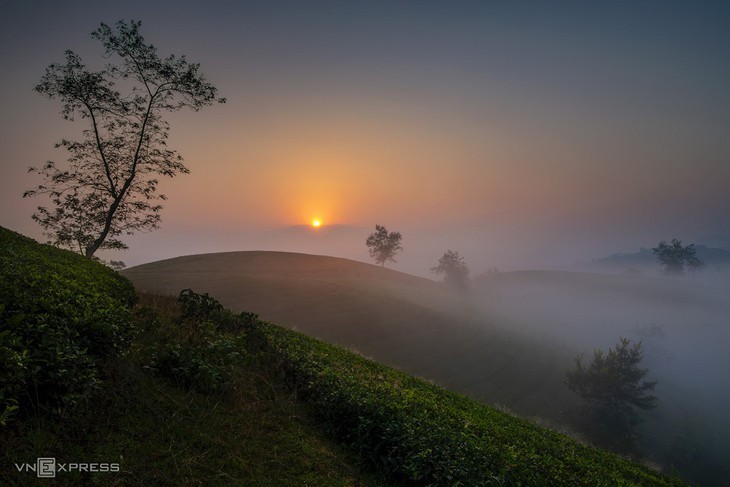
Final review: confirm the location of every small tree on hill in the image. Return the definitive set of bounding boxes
[652,239,704,276]
[565,338,657,447]
[24,20,225,258]
[431,250,470,291]
[365,224,403,267]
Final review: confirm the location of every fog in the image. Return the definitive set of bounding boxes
[121,225,730,484]
[124,220,730,475]
[464,269,730,484]
[103,217,730,278]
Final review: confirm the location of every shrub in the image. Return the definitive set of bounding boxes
[0,227,136,423]
[140,290,251,392]
[178,288,257,334]
[251,322,683,486]
[145,336,247,392]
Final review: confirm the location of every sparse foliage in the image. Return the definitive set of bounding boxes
[24,20,225,258]
[365,224,403,267]
[651,239,704,276]
[565,338,658,436]
[431,249,470,291]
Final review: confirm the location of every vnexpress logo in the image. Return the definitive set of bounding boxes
[14,457,120,478]
[37,458,56,478]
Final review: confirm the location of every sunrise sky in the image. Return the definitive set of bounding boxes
[1,1,729,275]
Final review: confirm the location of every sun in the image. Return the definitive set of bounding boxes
[311,219,322,228]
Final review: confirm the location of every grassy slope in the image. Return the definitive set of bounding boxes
[253,319,684,486]
[0,231,687,485]
[123,252,581,421]
[0,230,386,486]
[124,251,730,485]
[2,351,384,487]
[123,253,730,426]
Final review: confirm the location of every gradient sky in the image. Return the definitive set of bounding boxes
[1,1,729,275]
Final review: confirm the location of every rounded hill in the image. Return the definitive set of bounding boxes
[124,251,579,420]
[125,250,730,484]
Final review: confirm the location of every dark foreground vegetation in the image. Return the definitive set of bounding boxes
[0,227,686,485]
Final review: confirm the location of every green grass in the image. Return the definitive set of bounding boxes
[1,368,387,486]
[0,228,688,485]
[1,292,391,486]
[0,228,388,486]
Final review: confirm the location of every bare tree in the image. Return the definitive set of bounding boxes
[24,20,225,258]
[365,224,403,267]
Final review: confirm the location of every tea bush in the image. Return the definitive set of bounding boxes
[0,227,136,423]
[141,290,251,392]
[251,321,685,486]
[145,336,248,392]
[178,288,258,334]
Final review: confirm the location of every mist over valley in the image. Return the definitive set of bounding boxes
[124,248,730,484]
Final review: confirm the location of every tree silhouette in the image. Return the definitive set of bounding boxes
[24,20,225,258]
[365,224,403,267]
[431,250,469,291]
[565,338,657,447]
[651,239,704,276]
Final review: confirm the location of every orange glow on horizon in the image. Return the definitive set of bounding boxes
[311,219,322,228]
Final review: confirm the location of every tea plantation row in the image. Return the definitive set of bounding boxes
[247,319,684,486]
[0,226,136,424]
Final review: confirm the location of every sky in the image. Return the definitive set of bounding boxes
[1,1,729,276]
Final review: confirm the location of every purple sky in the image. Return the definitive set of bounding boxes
[1,1,729,275]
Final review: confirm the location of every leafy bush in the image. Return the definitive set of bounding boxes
[250,322,684,486]
[141,290,251,392]
[178,288,257,334]
[145,336,247,392]
[0,227,136,423]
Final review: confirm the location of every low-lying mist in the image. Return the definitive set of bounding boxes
[466,270,730,484]
[123,243,730,484]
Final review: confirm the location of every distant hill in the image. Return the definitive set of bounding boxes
[583,245,730,275]
[697,234,730,251]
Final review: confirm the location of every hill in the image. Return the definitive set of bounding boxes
[124,251,730,417]
[125,251,730,485]
[0,228,386,485]
[0,226,136,424]
[123,252,579,419]
[2,229,687,485]
[582,245,730,277]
